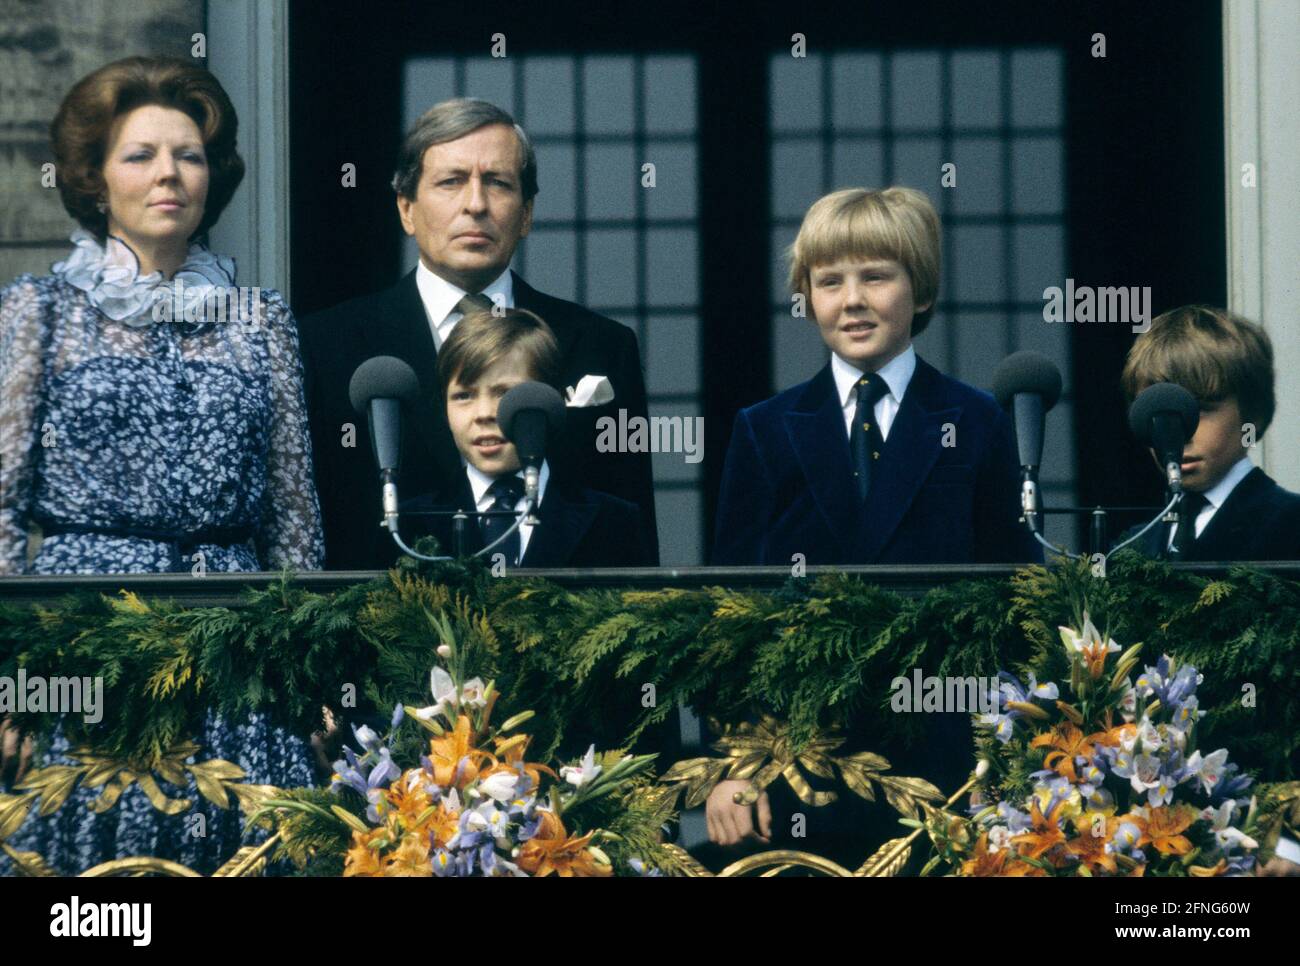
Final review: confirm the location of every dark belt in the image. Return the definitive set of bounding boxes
[36,519,254,572]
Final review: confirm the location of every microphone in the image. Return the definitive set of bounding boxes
[1128,383,1200,494]
[348,356,421,533]
[992,351,1063,533]
[497,381,566,514]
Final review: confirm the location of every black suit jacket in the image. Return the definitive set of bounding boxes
[298,270,658,569]
[1126,466,1300,561]
[712,356,1041,565]
[391,469,654,568]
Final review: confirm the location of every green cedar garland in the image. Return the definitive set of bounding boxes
[1,552,1297,783]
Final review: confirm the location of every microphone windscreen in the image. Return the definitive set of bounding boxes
[992,351,1063,410]
[349,356,421,415]
[498,381,567,443]
[1128,382,1200,443]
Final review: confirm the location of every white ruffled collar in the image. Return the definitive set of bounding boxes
[52,229,236,328]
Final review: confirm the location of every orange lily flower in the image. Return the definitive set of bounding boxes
[960,833,1010,876]
[1067,830,1119,874]
[386,832,433,877]
[481,734,557,791]
[516,810,612,877]
[1030,722,1095,783]
[1143,805,1197,856]
[428,714,489,789]
[343,827,388,877]
[1012,797,1067,860]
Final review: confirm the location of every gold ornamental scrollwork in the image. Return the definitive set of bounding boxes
[0,740,281,877]
[658,715,965,876]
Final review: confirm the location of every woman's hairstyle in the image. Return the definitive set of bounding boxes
[51,56,244,238]
[437,307,563,396]
[1121,305,1276,436]
[787,186,942,335]
[392,97,538,203]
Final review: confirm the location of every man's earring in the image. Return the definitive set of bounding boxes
[96,198,108,214]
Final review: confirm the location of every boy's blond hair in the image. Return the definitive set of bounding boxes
[1121,305,1276,435]
[786,186,941,335]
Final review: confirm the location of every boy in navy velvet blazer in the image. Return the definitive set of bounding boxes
[712,187,1039,568]
[392,308,654,569]
[1120,306,1300,563]
[704,187,1038,858]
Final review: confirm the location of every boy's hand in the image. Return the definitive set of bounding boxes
[706,779,771,846]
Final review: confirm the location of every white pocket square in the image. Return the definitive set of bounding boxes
[565,374,614,408]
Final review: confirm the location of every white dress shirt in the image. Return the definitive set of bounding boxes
[465,461,550,562]
[1167,456,1255,549]
[830,345,917,442]
[414,262,514,350]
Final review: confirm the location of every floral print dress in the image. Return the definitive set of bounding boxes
[0,231,324,874]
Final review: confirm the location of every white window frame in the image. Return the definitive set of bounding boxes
[1223,0,1300,489]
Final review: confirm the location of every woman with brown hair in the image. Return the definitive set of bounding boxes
[0,57,323,874]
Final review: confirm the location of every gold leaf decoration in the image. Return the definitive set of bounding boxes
[1,842,58,877]
[855,836,912,877]
[0,792,37,841]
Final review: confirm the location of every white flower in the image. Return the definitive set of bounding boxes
[987,825,1011,853]
[1186,748,1229,796]
[480,771,520,802]
[1201,801,1257,852]
[437,644,452,658]
[560,744,602,788]
[414,665,458,720]
[459,677,488,708]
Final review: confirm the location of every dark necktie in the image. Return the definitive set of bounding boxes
[850,373,890,502]
[481,476,525,565]
[456,292,495,318]
[1171,491,1208,557]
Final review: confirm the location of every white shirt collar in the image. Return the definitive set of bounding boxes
[830,345,916,409]
[465,460,550,509]
[414,261,514,348]
[1200,456,1255,510]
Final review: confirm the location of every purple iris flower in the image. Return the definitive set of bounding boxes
[997,801,1033,834]
[1165,665,1202,706]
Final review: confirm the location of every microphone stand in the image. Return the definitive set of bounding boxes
[388,505,535,563]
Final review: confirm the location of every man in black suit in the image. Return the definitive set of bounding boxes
[1120,306,1300,563]
[299,98,656,569]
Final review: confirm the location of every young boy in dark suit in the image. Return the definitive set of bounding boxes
[394,307,654,568]
[705,187,1038,858]
[1121,305,1300,562]
[713,187,1039,567]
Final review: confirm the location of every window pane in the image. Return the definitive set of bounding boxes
[646,228,697,308]
[645,56,697,133]
[832,52,883,130]
[771,53,824,133]
[584,57,635,134]
[950,224,1006,302]
[890,52,942,130]
[644,142,697,219]
[771,139,825,219]
[585,228,637,306]
[585,142,638,221]
[523,58,576,135]
[951,51,1001,129]
[950,137,1003,214]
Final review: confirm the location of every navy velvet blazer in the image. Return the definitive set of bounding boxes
[1125,467,1300,562]
[712,355,1041,566]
